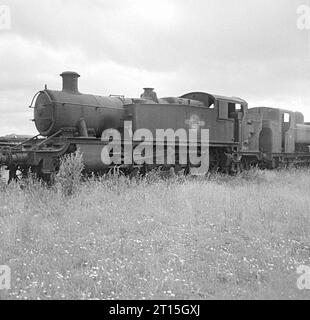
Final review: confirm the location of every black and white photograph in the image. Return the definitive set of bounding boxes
[1,0,310,306]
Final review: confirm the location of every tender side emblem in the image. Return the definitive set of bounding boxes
[185,115,205,130]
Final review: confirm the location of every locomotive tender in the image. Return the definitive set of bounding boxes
[1,71,310,181]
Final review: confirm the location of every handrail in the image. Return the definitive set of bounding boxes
[28,91,42,109]
[12,134,41,150]
[35,130,63,149]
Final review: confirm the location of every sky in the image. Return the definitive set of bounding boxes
[0,0,310,135]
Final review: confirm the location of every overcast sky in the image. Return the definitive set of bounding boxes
[0,0,310,135]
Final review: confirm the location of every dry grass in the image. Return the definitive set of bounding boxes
[1,168,310,300]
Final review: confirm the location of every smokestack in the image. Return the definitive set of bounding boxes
[60,71,80,93]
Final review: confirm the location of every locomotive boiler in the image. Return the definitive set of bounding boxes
[33,72,131,138]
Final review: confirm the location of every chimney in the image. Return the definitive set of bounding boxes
[141,88,159,103]
[60,71,80,93]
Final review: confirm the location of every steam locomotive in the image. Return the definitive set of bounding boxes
[1,71,310,181]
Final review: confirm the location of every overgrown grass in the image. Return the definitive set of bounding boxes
[1,167,310,300]
[55,150,84,196]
